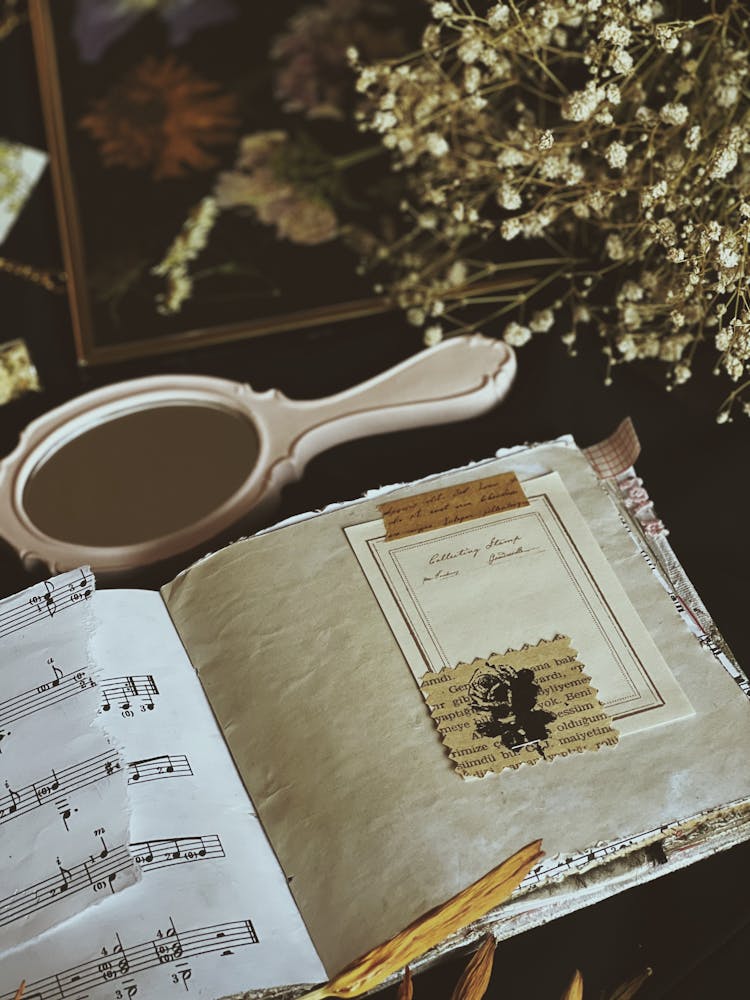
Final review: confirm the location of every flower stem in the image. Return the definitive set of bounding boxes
[332,145,386,171]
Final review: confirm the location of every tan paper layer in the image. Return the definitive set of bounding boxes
[377,471,528,540]
[421,636,619,779]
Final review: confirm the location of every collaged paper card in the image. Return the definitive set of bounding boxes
[422,635,618,778]
[0,141,48,246]
[346,471,693,744]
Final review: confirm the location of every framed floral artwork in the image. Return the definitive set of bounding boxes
[29,0,420,364]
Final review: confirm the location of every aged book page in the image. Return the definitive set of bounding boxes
[162,441,750,976]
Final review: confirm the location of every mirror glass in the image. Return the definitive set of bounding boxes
[23,404,261,547]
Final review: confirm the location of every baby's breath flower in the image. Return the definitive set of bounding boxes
[562,81,603,122]
[354,0,750,423]
[606,234,626,260]
[425,133,449,157]
[605,141,628,169]
[431,2,453,19]
[537,129,554,151]
[655,25,678,52]
[684,125,701,150]
[610,48,634,74]
[487,3,510,29]
[718,244,741,269]
[708,144,738,180]
[498,182,522,210]
[530,308,554,332]
[659,102,689,126]
[503,321,532,346]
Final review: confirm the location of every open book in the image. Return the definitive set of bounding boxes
[2,426,750,1000]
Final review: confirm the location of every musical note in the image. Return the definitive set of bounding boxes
[43,582,57,619]
[4,784,20,815]
[130,835,224,872]
[0,751,120,827]
[0,919,259,1000]
[98,676,160,718]
[153,918,183,964]
[0,571,94,642]
[55,859,72,894]
[33,770,61,803]
[126,755,192,785]
[0,668,96,731]
[55,799,76,832]
[171,964,192,991]
[1,750,192,829]
[0,844,134,928]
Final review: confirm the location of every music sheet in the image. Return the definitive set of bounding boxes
[0,590,325,1000]
[0,571,137,955]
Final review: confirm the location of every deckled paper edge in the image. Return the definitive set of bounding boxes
[421,635,619,780]
[224,795,750,1000]
[85,575,143,894]
[0,570,141,961]
[167,435,578,588]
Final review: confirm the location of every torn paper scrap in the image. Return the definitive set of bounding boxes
[0,141,47,246]
[421,636,619,778]
[0,339,41,406]
[377,471,528,540]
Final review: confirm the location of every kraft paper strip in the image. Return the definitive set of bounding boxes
[377,471,529,541]
[421,636,619,779]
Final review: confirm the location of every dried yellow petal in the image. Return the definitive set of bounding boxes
[561,970,584,1000]
[302,840,543,1000]
[396,967,413,1000]
[607,968,652,1000]
[450,935,496,1000]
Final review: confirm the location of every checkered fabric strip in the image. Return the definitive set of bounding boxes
[583,417,641,480]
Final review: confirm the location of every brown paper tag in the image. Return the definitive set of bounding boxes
[378,472,529,541]
[420,636,618,778]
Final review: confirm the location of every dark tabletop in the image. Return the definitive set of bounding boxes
[3,20,750,1000]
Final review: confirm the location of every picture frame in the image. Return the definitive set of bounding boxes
[29,0,406,365]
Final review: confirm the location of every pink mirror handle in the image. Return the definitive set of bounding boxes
[268,334,516,463]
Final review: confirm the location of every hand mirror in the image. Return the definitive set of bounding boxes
[0,335,515,579]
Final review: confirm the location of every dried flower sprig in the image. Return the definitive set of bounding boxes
[393,946,650,999]
[301,839,543,999]
[449,935,496,1000]
[0,0,26,41]
[396,967,414,1000]
[354,0,750,422]
[607,968,653,1000]
[151,196,219,315]
[561,969,584,1000]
